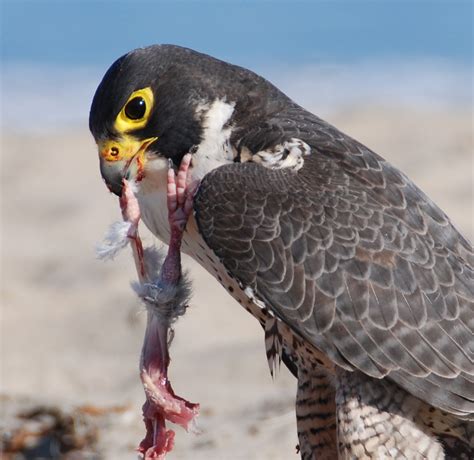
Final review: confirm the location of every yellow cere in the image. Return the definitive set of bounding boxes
[99,135,158,162]
[114,87,154,133]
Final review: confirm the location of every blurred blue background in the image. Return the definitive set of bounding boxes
[3,1,473,66]
[1,0,472,131]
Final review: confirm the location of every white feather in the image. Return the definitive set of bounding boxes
[96,221,132,260]
[191,99,235,180]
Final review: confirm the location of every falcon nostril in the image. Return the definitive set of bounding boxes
[110,146,120,156]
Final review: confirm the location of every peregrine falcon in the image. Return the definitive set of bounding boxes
[89,45,473,458]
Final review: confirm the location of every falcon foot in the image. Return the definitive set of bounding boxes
[117,155,199,460]
[160,153,197,285]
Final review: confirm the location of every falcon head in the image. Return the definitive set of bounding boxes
[89,44,287,196]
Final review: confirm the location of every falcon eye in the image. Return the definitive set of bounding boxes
[114,87,154,133]
[125,97,146,120]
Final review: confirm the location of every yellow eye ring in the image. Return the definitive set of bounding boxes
[114,87,154,133]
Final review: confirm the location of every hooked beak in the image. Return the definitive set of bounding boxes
[98,136,158,196]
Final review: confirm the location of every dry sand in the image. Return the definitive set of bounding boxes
[1,106,472,459]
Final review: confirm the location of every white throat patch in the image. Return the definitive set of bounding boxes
[135,99,236,246]
[191,99,236,180]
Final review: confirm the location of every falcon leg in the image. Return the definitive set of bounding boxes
[296,369,337,460]
[335,369,445,459]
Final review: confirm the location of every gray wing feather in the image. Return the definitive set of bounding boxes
[194,132,474,419]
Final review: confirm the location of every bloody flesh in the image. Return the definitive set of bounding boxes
[138,312,199,459]
[120,168,199,459]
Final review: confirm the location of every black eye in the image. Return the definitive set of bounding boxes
[125,97,146,120]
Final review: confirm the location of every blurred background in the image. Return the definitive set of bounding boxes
[1,1,472,459]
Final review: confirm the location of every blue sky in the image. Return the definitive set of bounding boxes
[1,1,472,131]
[2,0,472,68]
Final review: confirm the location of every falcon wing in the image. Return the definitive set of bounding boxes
[194,144,474,420]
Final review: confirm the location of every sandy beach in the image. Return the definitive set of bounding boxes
[1,105,472,459]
